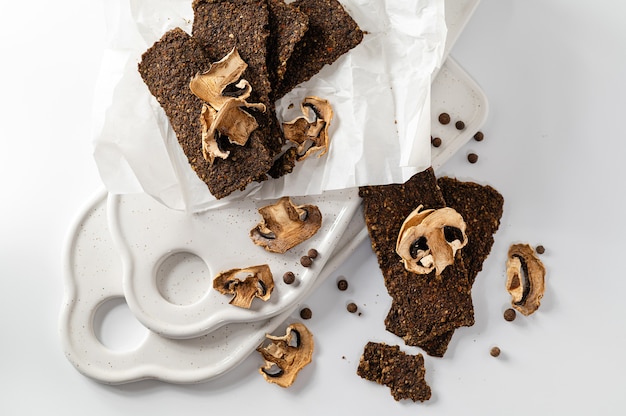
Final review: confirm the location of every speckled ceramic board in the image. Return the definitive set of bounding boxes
[60,189,367,384]
[108,189,359,339]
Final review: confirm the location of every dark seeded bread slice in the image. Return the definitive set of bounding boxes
[267,0,309,88]
[359,169,505,357]
[192,0,272,106]
[274,0,364,99]
[191,0,285,157]
[138,28,274,199]
[359,168,475,350]
[437,177,504,285]
[417,178,504,357]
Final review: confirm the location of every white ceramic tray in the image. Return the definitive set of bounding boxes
[60,189,367,384]
[109,189,360,339]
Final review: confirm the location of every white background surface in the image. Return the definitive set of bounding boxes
[1,0,625,414]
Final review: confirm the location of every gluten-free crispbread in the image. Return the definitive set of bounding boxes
[359,168,504,357]
[139,0,363,199]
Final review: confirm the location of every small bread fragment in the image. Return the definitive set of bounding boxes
[357,342,431,402]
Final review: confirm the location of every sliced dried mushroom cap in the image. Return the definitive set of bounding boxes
[199,99,266,163]
[199,104,226,162]
[257,322,314,388]
[282,96,333,160]
[212,264,274,309]
[396,205,468,276]
[190,47,266,164]
[190,47,252,111]
[506,243,546,316]
[250,197,322,253]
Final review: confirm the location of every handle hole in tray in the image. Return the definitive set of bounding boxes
[93,297,149,352]
[156,251,211,306]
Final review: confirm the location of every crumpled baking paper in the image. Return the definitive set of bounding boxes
[92,0,447,211]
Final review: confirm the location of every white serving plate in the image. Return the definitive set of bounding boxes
[60,188,368,384]
[108,189,360,339]
[59,54,488,384]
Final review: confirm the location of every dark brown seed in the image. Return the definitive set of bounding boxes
[347,303,358,313]
[490,347,501,357]
[467,153,478,163]
[455,120,465,130]
[438,112,450,125]
[337,279,348,291]
[473,131,484,142]
[300,256,313,267]
[536,245,545,255]
[503,308,517,322]
[283,271,295,285]
[431,137,442,148]
[307,248,319,259]
[300,307,312,320]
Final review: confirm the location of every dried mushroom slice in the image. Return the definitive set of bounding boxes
[506,243,546,316]
[283,96,333,160]
[396,205,468,276]
[257,322,314,388]
[189,47,267,163]
[212,264,274,309]
[199,99,266,163]
[250,197,322,253]
[189,47,252,110]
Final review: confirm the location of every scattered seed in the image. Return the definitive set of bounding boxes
[347,303,358,313]
[337,279,348,291]
[490,346,501,357]
[536,245,546,255]
[308,248,319,259]
[438,112,450,125]
[473,131,484,142]
[503,308,517,322]
[300,307,312,320]
[431,137,442,148]
[283,271,295,285]
[467,153,479,164]
[455,120,466,130]
[300,256,313,267]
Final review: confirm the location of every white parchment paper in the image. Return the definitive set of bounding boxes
[92,0,447,211]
